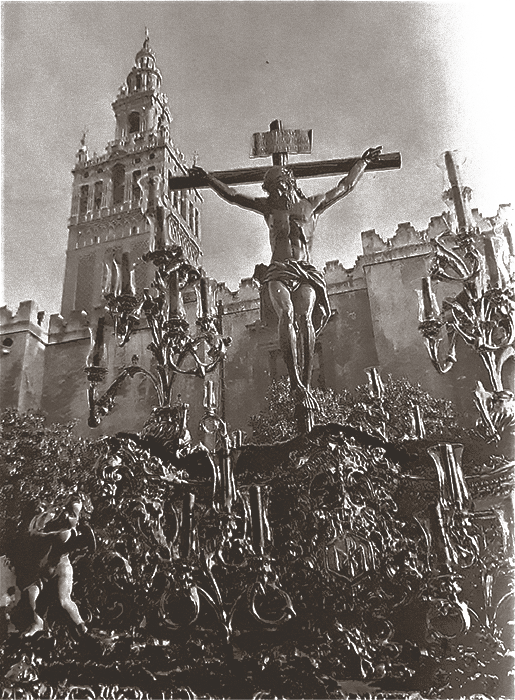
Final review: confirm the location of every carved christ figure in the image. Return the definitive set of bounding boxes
[191,146,381,405]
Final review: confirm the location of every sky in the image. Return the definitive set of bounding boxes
[1,1,513,315]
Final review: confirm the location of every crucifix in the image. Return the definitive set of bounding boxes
[169,120,401,432]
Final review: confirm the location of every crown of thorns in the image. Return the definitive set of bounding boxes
[262,166,297,193]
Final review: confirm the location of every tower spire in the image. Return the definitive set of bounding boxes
[76,128,89,164]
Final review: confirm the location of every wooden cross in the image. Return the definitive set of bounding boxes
[168,119,401,191]
[443,151,475,230]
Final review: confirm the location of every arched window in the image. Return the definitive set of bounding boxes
[128,112,140,134]
[112,164,125,206]
[93,181,103,212]
[181,194,188,221]
[79,185,89,216]
[132,170,141,205]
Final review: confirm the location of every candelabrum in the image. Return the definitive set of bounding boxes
[158,393,295,643]
[84,241,231,429]
[362,366,426,441]
[418,151,515,444]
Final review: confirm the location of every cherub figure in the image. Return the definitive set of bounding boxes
[19,497,91,637]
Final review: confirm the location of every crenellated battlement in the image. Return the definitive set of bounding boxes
[48,310,89,342]
[0,300,49,338]
[0,302,91,346]
[214,205,513,312]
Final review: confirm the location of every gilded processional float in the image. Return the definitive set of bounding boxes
[1,120,513,699]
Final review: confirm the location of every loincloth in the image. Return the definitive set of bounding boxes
[262,260,331,337]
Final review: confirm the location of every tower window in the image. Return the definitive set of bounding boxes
[128,112,140,134]
[189,205,195,232]
[132,171,142,205]
[112,163,125,206]
[79,185,89,216]
[149,153,155,160]
[93,181,103,211]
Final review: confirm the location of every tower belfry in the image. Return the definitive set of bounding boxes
[61,34,202,317]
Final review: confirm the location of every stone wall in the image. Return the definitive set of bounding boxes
[1,204,511,439]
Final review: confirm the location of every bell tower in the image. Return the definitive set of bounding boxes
[61,33,202,317]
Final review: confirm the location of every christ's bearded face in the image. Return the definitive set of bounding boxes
[263,167,301,208]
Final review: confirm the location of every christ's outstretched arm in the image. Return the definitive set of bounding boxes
[311,146,382,216]
[189,166,267,214]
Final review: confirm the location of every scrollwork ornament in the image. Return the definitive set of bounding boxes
[159,563,200,630]
[247,567,296,627]
[85,240,231,429]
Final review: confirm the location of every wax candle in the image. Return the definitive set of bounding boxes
[121,252,136,295]
[365,367,383,398]
[180,492,195,559]
[102,257,113,297]
[204,380,216,410]
[249,485,265,554]
[129,268,137,297]
[200,276,210,316]
[427,443,468,511]
[112,256,122,297]
[153,207,166,250]
[421,277,439,320]
[444,151,473,230]
[87,316,107,367]
[221,454,233,512]
[484,235,510,289]
[412,404,426,439]
[167,270,180,317]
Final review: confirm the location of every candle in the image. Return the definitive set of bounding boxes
[204,380,216,410]
[444,151,473,230]
[232,430,244,449]
[200,276,210,316]
[427,443,468,511]
[484,234,510,289]
[121,252,135,295]
[365,367,383,398]
[180,492,195,559]
[129,268,137,297]
[412,404,426,439]
[249,485,265,554]
[87,316,107,367]
[102,257,113,297]
[221,454,233,512]
[167,270,180,317]
[112,256,122,297]
[153,206,166,250]
[421,277,439,320]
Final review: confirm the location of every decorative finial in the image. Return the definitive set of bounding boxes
[144,27,150,49]
[80,128,88,148]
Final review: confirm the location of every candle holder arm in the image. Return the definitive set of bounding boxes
[85,364,163,428]
[431,231,481,283]
[419,320,458,375]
